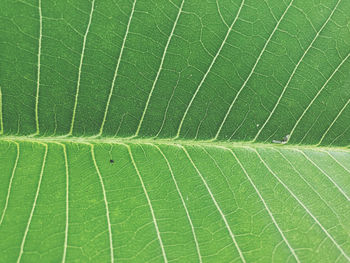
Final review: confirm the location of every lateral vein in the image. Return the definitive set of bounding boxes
[69,0,96,135]
[34,0,43,135]
[91,144,115,263]
[0,142,20,226]
[124,143,168,262]
[98,0,137,136]
[17,143,48,263]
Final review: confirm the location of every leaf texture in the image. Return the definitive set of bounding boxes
[0,0,349,262]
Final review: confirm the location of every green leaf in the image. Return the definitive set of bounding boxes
[0,0,349,262]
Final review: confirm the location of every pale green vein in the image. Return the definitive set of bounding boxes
[254,0,344,142]
[181,145,246,263]
[254,148,350,261]
[57,143,69,263]
[34,0,43,135]
[91,144,114,263]
[226,147,300,263]
[17,143,48,263]
[135,0,185,137]
[0,141,19,226]
[68,0,96,136]
[214,0,295,140]
[176,0,245,139]
[124,143,168,263]
[98,0,137,137]
[151,144,202,263]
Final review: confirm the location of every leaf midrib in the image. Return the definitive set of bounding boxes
[0,135,348,152]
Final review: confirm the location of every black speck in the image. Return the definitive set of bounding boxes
[110,159,114,164]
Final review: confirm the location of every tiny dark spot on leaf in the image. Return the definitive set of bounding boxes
[110,159,114,164]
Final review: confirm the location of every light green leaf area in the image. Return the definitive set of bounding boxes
[0,0,350,262]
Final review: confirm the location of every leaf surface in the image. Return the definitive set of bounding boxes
[0,0,349,262]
